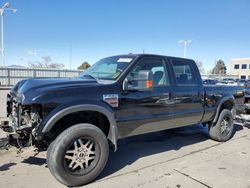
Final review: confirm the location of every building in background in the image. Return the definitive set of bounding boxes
[230,58,250,80]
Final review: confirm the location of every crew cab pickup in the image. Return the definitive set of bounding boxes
[1,54,245,186]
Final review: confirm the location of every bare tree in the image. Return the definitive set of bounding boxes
[195,60,205,74]
[29,56,65,69]
[42,56,51,67]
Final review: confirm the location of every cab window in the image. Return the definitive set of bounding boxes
[172,60,197,85]
[127,58,170,87]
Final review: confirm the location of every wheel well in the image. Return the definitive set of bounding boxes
[49,111,110,139]
[212,100,235,124]
[210,99,235,125]
[220,100,234,112]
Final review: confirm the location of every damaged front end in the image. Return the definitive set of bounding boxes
[0,93,42,149]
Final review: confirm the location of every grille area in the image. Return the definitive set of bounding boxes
[7,93,42,131]
[7,93,21,127]
[7,93,12,117]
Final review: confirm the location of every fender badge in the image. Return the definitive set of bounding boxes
[103,94,119,107]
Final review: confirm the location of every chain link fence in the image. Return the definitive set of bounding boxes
[0,67,82,86]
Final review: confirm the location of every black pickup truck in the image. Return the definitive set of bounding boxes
[1,54,245,186]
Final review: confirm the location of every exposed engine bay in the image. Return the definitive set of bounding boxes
[1,93,42,149]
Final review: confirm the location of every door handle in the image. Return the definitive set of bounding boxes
[163,92,171,99]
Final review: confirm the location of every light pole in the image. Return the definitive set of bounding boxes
[0,2,17,67]
[178,39,193,58]
[69,44,72,70]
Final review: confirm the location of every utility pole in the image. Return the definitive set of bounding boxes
[178,39,193,58]
[0,2,17,67]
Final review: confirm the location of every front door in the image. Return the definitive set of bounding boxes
[115,57,175,138]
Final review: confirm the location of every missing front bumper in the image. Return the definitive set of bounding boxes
[0,120,33,149]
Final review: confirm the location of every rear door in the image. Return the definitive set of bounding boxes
[168,58,204,126]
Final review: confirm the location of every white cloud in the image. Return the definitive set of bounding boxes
[27,49,38,56]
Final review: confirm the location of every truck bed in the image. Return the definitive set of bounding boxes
[204,85,245,107]
[202,85,245,122]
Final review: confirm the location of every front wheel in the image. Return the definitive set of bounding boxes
[47,123,109,187]
[208,109,234,142]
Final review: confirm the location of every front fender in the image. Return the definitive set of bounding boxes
[36,102,118,150]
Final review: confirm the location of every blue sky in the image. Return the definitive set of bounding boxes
[3,0,250,71]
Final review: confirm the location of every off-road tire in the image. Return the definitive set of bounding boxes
[47,123,109,187]
[46,141,55,166]
[208,109,234,142]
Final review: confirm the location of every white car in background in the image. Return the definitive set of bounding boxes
[216,81,238,86]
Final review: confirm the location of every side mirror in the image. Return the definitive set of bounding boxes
[123,70,153,91]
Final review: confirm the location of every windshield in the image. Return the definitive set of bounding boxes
[80,56,134,80]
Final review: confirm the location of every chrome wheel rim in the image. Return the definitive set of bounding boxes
[220,117,232,136]
[64,138,99,175]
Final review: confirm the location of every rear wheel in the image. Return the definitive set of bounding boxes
[47,123,109,187]
[208,109,234,142]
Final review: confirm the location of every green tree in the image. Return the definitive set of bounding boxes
[211,59,227,74]
[78,61,90,70]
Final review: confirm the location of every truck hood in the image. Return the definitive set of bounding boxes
[11,78,99,96]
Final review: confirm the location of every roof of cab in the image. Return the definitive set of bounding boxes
[108,53,194,62]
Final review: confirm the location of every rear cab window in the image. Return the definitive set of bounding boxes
[171,59,198,86]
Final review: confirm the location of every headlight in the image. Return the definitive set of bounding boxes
[16,93,25,103]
